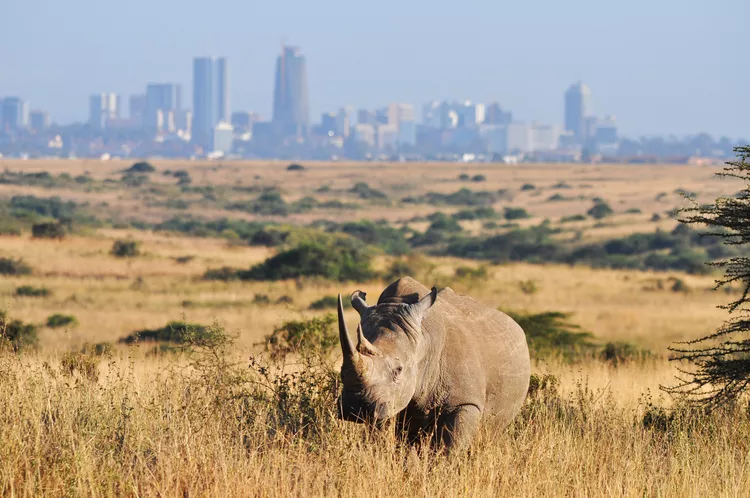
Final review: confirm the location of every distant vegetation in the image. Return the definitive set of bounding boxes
[15,285,50,297]
[111,239,140,258]
[0,311,38,351]
[46,314,78,328]
[0,257,32,276]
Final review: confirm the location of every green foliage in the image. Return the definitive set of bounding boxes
[31,222,66,239]
[600,341,653,366]
[503,207,531,220]
[309,295,343,310]
[10,195,77,220]
[118,321,211,344]
[405,188,499,206]
[349,182,387,200]
[46,314,78,328]
[520,183,536,191]
[286,163,305,171]
[452,207,497,220]
[427,212,463,233]
[15,285,50,298]
[588,201,614,219]
[454,265,488,281]
[125,161,156,174]
[333,219,410,255]
[560,214,587,223]
[471,174,487,182]
[111,239,140,258]
[261,314,338,361]
[508,311,596,360]
[206,236,375,282]
[665,145,750,408]
[0,311,38,352]
[0,257,32,276]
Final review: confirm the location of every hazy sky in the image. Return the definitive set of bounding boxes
[1,0,747,138]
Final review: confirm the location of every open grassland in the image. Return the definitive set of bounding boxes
[1,160,748,496]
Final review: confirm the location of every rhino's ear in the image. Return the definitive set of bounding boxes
[350,290,369,316]
[410,286,438,321]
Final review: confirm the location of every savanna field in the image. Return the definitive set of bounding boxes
[1,159,749,497]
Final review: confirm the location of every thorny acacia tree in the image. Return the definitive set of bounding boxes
[665,146,750,408]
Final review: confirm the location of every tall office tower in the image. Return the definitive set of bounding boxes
[89,93,120,129]
[387,103,417,146]
[29,110,50,131]
[193,56,229,149]
[129,94,146,128]
[484,102,513,125]
[564,81,590,144]
[272,45,309,136]
[335,106,352,137]
[145,83,182,132]
[1,97,29,131]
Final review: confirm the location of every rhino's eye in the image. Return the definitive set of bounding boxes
[394,365,403,375]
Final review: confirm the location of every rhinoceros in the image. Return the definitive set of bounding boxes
[336,277,531,454]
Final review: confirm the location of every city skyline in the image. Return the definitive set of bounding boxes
[0,0,746,138]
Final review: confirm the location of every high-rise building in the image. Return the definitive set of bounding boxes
[564,82,590,144]
[272,46,309,136]
[484,103,513,125]
[129,94,146,128]
[231,111,259,133]
[89,93,120,129]
[145,83,182,132]
[387,103,417,147]
[335,107,352,137]
[1,97,29,131]
[530,123,559,151]
[193,56,229,149]
[29,110,50,131]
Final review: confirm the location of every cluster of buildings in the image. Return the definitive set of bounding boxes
[0,46,730,161]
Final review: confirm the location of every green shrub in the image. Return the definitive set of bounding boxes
[31,222,66,239]
[309,295,343,310]
[349,182,387,200]
[206,236,375,282]
[287,163,305,171]
[507,310,596,361]
[118,321,211,344]
[334,220,410,255]
[520,183,536,191]
[0,311,38,351]
[15,285,50,297]
[0,257,32,275]
[111,239,140,258]
[560,214,587,223]
[125,161,156,174]
[252,294,272,305]
[503,207,531,220]
[10,195,77,220]
[471,174,487,182]
[600,341,653,366]
[625,208,642,214]
[46,314,78,328]
[262,314,338,361]
[457,173,470,181]
[587,201,614,219]
[452,207,497,220]
[454,265,488,281]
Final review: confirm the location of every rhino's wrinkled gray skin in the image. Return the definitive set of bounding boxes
[337,277,531,454]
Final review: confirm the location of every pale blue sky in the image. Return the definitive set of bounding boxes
[1,0,747,137]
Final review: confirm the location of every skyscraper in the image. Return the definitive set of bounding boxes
[564,82,590,144]
[89,93,120,129]
[145,83,182,132]
[29,110,50,131]
[1,97,29,131]
[193,57,229,149]
[272,46,309,136]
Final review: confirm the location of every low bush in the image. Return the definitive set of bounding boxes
[471,174,487,182]
[118,321,212,344]
[111,239,140,258]
[0,311,38,351]
[286,163,305,171]
[31,222,66,239]
[349,182,387,200]
[503,207,531,220]
[46,314,78,328]
[0,257,32,275]
[507,310,596,361]
[205,236,375,282]
[600,341,653,366]
[15,285,50,297]
[588,201,614,219]
[309,295,341,310]
[261,314,338,361]
[520,183,536,191]
[124,161,156,174]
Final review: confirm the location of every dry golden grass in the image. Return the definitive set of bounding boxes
[1,160,748,496]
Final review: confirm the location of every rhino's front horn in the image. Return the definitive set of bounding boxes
[338,294,359,365]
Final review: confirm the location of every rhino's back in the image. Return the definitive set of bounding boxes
[378,278,530,427]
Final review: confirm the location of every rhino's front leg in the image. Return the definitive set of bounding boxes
[435,404,482,455]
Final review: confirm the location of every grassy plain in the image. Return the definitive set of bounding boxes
[0,159,748,496]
